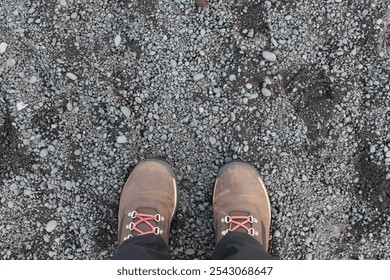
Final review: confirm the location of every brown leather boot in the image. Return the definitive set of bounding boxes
[213,162,271,251]
[117,159,177,246]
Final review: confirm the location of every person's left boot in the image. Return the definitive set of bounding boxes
[117,160,177,246]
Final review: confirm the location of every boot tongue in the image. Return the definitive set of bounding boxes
[132,207,158,236]
[228,211,252,234]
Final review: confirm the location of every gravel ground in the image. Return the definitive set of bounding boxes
[0,0,389,260]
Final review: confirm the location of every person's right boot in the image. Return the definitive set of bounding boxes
[213,162,271,251]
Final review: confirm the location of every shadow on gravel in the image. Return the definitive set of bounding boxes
[283,66,336,143]
[0,98,34,180]
[355,146,390,214]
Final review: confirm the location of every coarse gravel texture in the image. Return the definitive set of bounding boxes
[0,0,389,260]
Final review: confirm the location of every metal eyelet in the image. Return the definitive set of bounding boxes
[224,215,231,223]
[153,227,160,235]
[248,228,255,236]
[130,211,137,218]
[129,222,135,230]
[155,214,161,222]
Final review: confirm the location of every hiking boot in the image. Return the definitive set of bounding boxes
[117,159,177,245]
[213,162,271,251]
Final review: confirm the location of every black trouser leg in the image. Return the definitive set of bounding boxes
[112,235,171,260]
[213,231,275,260]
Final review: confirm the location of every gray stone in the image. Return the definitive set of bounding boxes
[114,35,121,47]
[193,73,205,81]
[6,59,16,67]
[0,42,7,53]
[261,88,272,97]
[117,136,127,143]
[40,149,48,158]
[262,51,277,62]
[46,220,58,233]
[121,106,131,117]
[185,248,195,255]
[66,72,77,80]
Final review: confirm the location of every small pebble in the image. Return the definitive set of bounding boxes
[117,136,127,144]
[274,230,281,238]
[29,76,37,84]
[0,42,8,53]
[229,74,236,81]
[262,50,277,62]
[193,73,205,82]
[6,59,16,67]
[66,72,78,81]
[261,88,272,97]
[245,83,253,90]
[114,35,121,47]
[185,248,195,255]
[170,59,177,68]
[121,106,131,117]
[40,149,48,158]
[306,253,313,260]
[8,201,14,208]
[209,136,217,145]
[45,220,58,233]
[16,101,28,111]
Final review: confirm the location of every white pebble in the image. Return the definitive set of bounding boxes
[245,83,253,90]
[261,88,272,97]
[117,135,127,144]
[170,59,177,68]
[274,230,281,238]
[60,0,67,6]
[0,42,8,53]
[264,77,272,85]
[40,149,48,158]
[66,72,77,81]
[209,136,217,145]
[8,201,14,208]
[200,29,206,37]
[6,59,16,67]
[45,220,58,233]
[16,101,28,111]
[114,35,121,47]
[193,73,205,82]
[229,74,236,81]
[262,50,277,62]
[29,76,37,84]
[121,106,131,117]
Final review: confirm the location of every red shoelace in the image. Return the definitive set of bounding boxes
[126,211,162,236]
[224,215,256,236]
